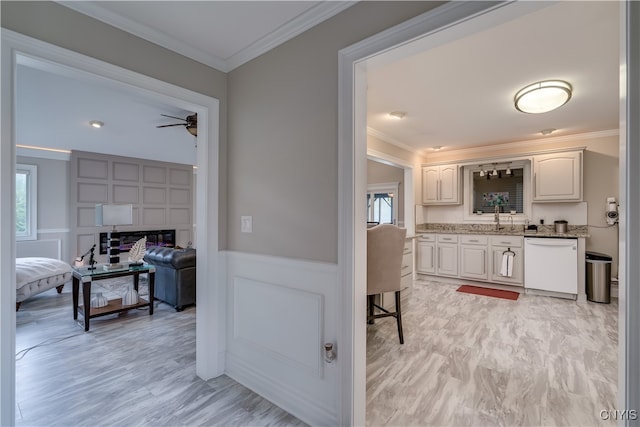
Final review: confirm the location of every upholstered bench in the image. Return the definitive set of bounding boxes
[16,257,72,311]
[143,247,196,311]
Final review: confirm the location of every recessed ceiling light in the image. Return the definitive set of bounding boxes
[540,128,556,135]
[389,111,406,120]
[514,80,572,114]
[89,120,104,128]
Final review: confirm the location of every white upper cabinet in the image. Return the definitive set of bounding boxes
[532,150,582,201]
[422,164,461,204]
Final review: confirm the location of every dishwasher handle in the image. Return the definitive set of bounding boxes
[525,238,577,248]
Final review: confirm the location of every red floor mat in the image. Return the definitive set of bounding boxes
[456,285,520,300]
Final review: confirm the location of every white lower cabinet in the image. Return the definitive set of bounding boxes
[436,234,458,277]
[400,238,414,289]
[416,234,436,274]
[490,236,524,285]
[417,232,524,286]
[459,235,489,281]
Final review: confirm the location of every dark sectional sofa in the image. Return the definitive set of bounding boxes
[144,246,196,311]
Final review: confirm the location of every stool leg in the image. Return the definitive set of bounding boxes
[395,291,404,344]
[368,295,375,324]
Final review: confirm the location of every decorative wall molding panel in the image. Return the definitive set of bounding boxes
[70,150,194,262]
[233,276,323,376]
[224,251,339,426]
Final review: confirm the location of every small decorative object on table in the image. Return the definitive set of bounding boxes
[128,236,147,267]
[90,292,108,308]
[122,283,138,306]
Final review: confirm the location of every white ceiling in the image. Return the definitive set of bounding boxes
[58,1,355,72]
[366,1,620,155]
[18,1,620,162]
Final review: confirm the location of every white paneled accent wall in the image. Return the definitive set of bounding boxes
[70,151,194,262]
[224,251,339,426]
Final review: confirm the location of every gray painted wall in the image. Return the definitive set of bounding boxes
[227,1,442,262]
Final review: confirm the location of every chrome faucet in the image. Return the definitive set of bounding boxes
[494,205,501,230]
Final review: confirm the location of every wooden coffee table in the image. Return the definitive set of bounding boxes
[72,264,155,331]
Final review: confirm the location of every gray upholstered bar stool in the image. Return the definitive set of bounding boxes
[366,224,407,344]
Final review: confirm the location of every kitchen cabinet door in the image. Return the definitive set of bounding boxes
[437,243,458,277]
[490,247,524,285]
[422,165,460,205]
[533,151,582,201]
[416,239,436,274]
[421,167,440,204]
[438,165,459,203]
[460,244,488,280]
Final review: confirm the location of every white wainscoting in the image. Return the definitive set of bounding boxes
[16,239,61,259]
[224,251,339,426]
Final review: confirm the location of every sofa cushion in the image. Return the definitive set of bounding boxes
[144,247,196,269]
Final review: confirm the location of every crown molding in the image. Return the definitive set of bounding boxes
[226,2,356,70]
[57,1,355,73]
[426,128,619,160]
[366,127,419,155]
[57,1,228,71]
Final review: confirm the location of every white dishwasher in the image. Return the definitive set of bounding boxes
[524,237,578,295]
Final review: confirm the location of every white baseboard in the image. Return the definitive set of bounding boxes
[226,355,337,426]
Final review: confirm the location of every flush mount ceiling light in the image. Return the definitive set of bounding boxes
[89,120,104,128]
[432,146,442,151]
[388,111,406,120]
[540,128,557,135]
[514,80,572,114]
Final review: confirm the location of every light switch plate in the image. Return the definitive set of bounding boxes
[241,215,252,233]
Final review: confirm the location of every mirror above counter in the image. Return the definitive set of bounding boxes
[463,159,531,223]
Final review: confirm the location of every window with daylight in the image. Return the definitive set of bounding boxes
[16,164,37,241]
[367,183,398,225]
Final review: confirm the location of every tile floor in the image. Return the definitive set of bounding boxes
[366,279,618,426]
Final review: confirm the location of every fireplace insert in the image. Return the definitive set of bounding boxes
[99,229,176,255]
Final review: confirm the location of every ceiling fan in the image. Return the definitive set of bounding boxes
[157,113,197,137]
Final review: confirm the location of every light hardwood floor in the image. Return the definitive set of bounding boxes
[367,279,618,426]
[16,277,618,426]
[15,282,306,427]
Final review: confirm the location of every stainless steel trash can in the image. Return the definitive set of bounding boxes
[586,251,612,303]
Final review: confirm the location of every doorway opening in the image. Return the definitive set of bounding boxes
[338,1,633,424]
[1,29,221,424]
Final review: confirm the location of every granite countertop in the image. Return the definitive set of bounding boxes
[415,223,589,238]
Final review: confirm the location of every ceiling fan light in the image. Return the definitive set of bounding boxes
[514,80,572,114]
